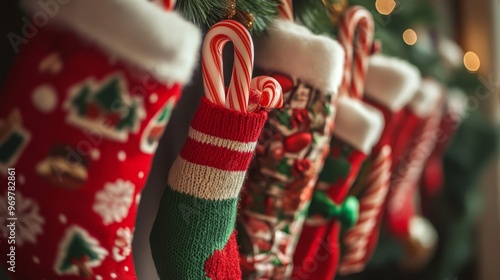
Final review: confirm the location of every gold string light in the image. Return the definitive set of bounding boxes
[403,29,418,45]
[226,0,254,30]
[323,0,348,25]
[463,51,480,72]
[375,0,396,15]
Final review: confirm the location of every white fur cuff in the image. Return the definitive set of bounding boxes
[365,54,421,111]
[21,0,201,85]
[333,96,384,154]
[254,19,345,94]
[408,79,443,117]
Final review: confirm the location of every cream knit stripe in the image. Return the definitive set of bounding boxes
[188,127,257,153]
[168,157,247,200]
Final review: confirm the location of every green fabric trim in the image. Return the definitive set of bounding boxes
[150,186,237,280]
[308,191,359,228]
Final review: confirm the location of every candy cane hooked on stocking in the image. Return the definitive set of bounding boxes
[338,6,374,99]
[162,0,176,11]
[250,76,284,109]
[202,20,254,113]
[149,0,175,10]
[339,146,391,275]
[339,55,421,275]
[277,0,294,21]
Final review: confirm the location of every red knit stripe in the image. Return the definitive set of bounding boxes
[191,97,267,143]
[180,138,254,171]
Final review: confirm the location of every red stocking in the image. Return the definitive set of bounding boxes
[422,89,468,197]
[292,96,383,280]
[0,1,200,279]
[386,79,444,270]
[339,55,420,275]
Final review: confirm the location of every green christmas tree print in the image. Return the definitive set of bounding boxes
[117,103,137,131]
[55,226,108,278]
[94,78,123,112]
[72,85,90,116]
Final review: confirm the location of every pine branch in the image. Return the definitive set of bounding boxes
[236,0,279,33]
[175,0,279,33]
[292,0,334,35]
[175,0,231,29]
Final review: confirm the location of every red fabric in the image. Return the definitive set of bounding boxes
[190,97,266,143]
[204,231,242,280]
[422,109,460,196]
[292,222,340,280]
[391,109,421,169]
[327,149,366,204]
[0,27,182,279]
[292,139,366,280]
[364,98,402,152]
[385,110,423,237]
[179,97,267,172]
[180,138,254,171]
[386,104,443,238]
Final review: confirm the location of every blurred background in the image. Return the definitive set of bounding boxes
[0,0,499,279]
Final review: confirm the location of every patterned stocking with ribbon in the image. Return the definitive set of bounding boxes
[292,96,383,280]
[0,0,200,279]
[149,20,283,280]
[292,6,384,280]
[338,54,421,275]
[236,1,346,278]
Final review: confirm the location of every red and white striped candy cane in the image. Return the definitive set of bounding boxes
[339,145,392,275]
[250,76,283,110]
[150,0,175,10]
[162,0,175,11]
[277,0,294,21]
[338,6,374,99]
[202,20,254,113]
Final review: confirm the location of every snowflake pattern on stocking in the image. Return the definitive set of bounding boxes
[0,191,44,246]
[93,179,134,225]
[112,227,133,262]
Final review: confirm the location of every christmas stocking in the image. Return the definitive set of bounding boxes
[149,97,268,279]
[386,79,443,237]
[338,55,421,275]
[421,88,467,197]
[0,1,200,279]
[292,96,384,280]
[386,79,444,270]
[149,19,283,280]
[237,19,345,279]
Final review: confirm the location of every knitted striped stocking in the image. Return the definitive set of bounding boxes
[150,98,267,279]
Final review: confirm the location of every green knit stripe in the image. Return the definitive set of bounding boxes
[150,186,237,279]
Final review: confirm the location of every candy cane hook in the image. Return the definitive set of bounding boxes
[150,0,175,10]
[278,0,294,21]
[338,6,374,99]
[251,76,284,110]
[202,20,254,112]
[202,20,283,113]
[163,0,175,11]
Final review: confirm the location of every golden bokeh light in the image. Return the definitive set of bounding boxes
[375,0,396,15]
[463,51,480,72]
[403,29,418,45]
